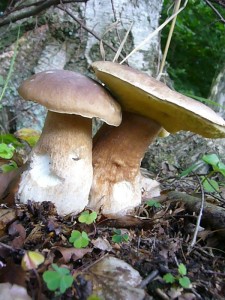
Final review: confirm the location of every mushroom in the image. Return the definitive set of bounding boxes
[89,61,225,215]
[17,69,121,215]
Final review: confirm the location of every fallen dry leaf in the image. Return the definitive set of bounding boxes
[92,237,112,251]
[52,246,92,263]
[0,209,17,236]
[8,222,26,249]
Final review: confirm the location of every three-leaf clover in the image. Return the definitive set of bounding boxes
[78,211,97,225]
[43,264,74,294]
[112,229,129,243]
[69,230,90,248]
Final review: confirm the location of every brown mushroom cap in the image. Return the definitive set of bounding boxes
[91,61,225,138]
[18,69,122,126]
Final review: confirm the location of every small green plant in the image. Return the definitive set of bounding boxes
[180,153,225,193]
[78,210,97,225]
[163,263,191,289]
[0,133,25,172]
[112,229,129,243]
[146,199,162,208]
[43,264,74,295]
[69,230,90,248]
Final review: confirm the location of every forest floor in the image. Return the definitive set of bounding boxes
[0,167,225,300]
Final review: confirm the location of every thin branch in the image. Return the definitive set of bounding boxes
[0,0,88,27]
[110,0,122,43]
[204,0,225,23]
[157,0,181,80]
[208,0,225,8]
[57,5,125,60]
[188,175,205,251]
[120,0,189,64]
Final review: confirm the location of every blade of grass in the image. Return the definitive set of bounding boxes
[0,26,20,108]
[120,0,188,64]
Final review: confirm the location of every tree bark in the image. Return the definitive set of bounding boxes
[0,0,163,131]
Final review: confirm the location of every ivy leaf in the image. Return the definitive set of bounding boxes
[178,263,187,276]
[163,273,176,284]
[179,276,191,289]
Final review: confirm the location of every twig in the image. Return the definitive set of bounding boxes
[157,0,181,80]
[207,0,225,8]
[189,176,205,250]
[138,270,159,288]
[204,0,225,23]
[0,0,87,27]
[113,22,133,62]
[110,0,122,43]
[120,0,189,64]
[57,5,125,59]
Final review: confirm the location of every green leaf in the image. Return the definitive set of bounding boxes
[59,275,74,294]
[113,229,121,235]
[112,229,129,243]
[202,154,219,167]
[179,161,202,177]
[0,161,18,173]
[0,134,23,148]
[146,199,161,208]
[14,128,40,147]
[216,161,225,177]
[78,211,97,224]
[69,230,90,248]
[163,273,176,284]
[0,143,15,159]
[178,263,187,276]
[112,234,122,243]
[43,264,74,294]
[179,276,191,289]
[43,271,61,291]
[202,178,219,193]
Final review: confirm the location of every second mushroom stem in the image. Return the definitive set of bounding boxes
[89,112,162,214]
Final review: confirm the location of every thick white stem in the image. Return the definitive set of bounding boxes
[17,111,92,215]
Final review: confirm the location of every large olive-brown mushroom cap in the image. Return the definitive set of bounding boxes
[89,61,225,215]
[91,61,225,138]
[17,69,122,215]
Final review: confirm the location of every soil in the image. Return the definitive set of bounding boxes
[0,167,225,300]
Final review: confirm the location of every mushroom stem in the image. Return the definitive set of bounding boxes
[89,112,162,215]
[17,111,93,215]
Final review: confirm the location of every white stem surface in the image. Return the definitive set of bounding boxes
[17,111,93,215]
